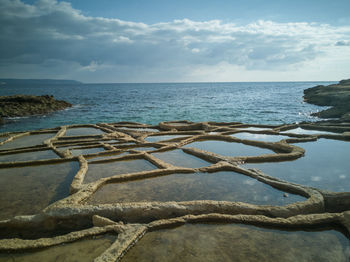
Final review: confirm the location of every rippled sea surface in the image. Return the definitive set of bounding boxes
[0,81,334,132]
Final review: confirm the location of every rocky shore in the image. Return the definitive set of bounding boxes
[304,79,350,121]
[0,120,349,260]
[0,95,72,124]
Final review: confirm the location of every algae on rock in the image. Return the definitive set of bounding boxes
[0,95,72,124]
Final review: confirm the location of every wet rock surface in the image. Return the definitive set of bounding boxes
[0,95,72,123]
[304,79,350,121]
[0,121,349,261]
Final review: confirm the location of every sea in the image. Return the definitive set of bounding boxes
[0,81,335,133]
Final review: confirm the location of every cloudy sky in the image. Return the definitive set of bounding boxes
[1,0,349,83]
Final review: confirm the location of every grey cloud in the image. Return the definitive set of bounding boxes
[1,0,349,81]
[335,40,350,46]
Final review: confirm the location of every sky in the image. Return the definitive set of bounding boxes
[0,0,349,83]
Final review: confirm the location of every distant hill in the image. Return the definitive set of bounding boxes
[0,79,82,85]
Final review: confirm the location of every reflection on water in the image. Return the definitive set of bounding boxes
[245,139,350,192]
[0,234,116,262]
[0,150,59,162]
[236,127,272,131]
[65,127,104,136]
[131,147,156,152]
[232,133,289,142]
[0,161,79,220]
[145,135,190,143]
[123,224,349,262]
[281,127,336,135]
[83,159,156,183]
[0,133,55,150]
[152,150,210,168]
[87,171,304,205]
[184,140,273,156]
[88,152,129,162]
[70,147,105,156]
[117,127,159,132]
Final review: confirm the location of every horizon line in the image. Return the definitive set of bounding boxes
[0,78,341,85]
[86,80,338,84]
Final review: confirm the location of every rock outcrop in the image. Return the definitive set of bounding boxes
[0,95,72,124]
[304,79,350,121]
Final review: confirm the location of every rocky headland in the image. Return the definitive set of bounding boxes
[304,79,350,121]
[0,95,72,124]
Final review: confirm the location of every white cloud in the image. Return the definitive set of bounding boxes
[0,0,350,82]
[113,36,133,43]
[80,61,99,72]
[191,48,201,53]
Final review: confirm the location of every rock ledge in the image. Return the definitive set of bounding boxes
[304,79,350,121]
[0,95,72,124]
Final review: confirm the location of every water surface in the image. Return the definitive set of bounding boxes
[245,139,350,191]
[65,127,105,136]
[145,135,190,143]
[88,152,130,162]
[0,133,56,150]
[0,161,79,220]
[117,127,159,132]
[152,150,210,168]
[83,159,156,183]
[281,127,337,135]
[0,150,59,162]
[1,81,334,133]
[0,234,116,262]
[122,224,349,262]
[87,171,304,205]
[232,133,289,142]
[130,147,156,152]
[236,127,272,131]
[184,140,273,157]
[69,147,105,156]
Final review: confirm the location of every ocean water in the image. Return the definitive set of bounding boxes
[0,81,335,132]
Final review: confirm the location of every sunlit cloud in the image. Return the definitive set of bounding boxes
[1,0,349,82]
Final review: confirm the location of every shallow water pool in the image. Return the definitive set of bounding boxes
[83,159,156,183]
[122,224,349,262]
[145,135,190,143]
[152,149,210,168]
[184,140,273,157]
[65,127,105,136]
[0,150,59,162]
[232,132,289,142]
[0,233,116,262]
[69,147,105,156]
[86,171,305,205]
[0,161,79,220]
[245,138,350,192]
[281,127,337,135]
[0,133,56,150]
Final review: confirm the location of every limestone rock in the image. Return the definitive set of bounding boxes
[0,95,72,119]
[303,79,350,121]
